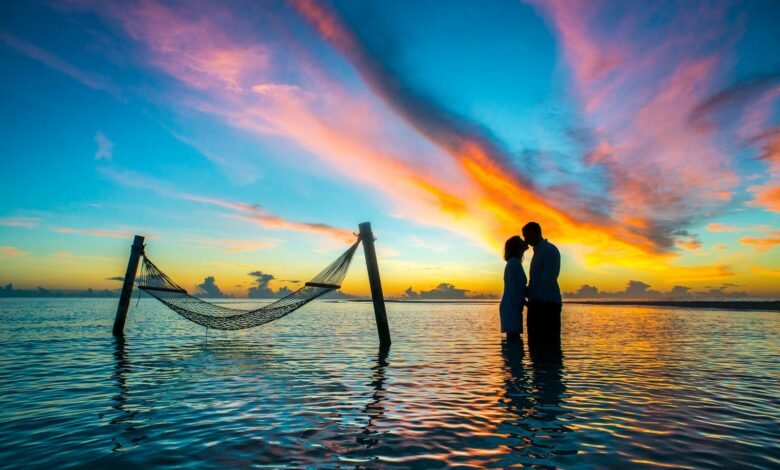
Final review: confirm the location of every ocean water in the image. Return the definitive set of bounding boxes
[0,298,778,469]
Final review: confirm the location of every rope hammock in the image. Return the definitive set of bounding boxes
[138,237,362,330]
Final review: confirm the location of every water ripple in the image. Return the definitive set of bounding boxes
[0,298,778,468]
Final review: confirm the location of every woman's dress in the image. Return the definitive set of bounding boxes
[500,257,527,333]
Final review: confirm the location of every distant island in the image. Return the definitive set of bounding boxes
[564,300,780,312]
[2,282,778,311]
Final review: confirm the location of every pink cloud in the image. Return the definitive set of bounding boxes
[82,1,724,268]
[528,0,742,242]
[96,0,269,92]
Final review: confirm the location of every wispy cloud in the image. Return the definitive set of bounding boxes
[0,31,119,95]
[0,246,27,257]
[752,266,780,276]
[739,232,780,252]
[100,167,355,242]
[55,227,156,239]
[72,0,761,280]
[707,223,739,233]
[526,0,743,245]
[93,0,270,92]
[190,238,282,253]
[0,217,41,229]
[94,132,114,161]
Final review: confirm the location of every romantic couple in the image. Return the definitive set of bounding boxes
[499,222,561,342]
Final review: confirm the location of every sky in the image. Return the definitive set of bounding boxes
[1,0,779,298]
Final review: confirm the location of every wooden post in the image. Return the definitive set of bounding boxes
[113,235,144,337]
[359,222,391,347]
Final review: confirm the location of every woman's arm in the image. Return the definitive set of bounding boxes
[507,258,526,305]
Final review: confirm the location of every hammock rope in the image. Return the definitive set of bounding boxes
[138,237,361,330]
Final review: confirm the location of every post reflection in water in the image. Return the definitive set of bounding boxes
[501,332,574,463]
[110,337,148,451]
[110,336,131,451]
[358,346,390,449]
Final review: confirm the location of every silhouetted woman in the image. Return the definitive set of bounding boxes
[500,235,528,342]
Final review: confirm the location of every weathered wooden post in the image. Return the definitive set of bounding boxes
[112,235,145,336]
[359,222,391,347]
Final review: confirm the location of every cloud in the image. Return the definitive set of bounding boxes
[0,217,40,229]
[100,167,356,242]
[196,276,226,298]
[689,74,780,133]
[706,223,739,232]
[246,270,292,298]
[0,31,119,95]
[191,238,282,253]
[0,246,27,257]
[251,83,305,97]
[751,266,780,276]
[526,0,744,246]
[672,230,702,251]
[75,0,753,279]
[86,0,657,266]
[94,132,114,160]
[739,232,780,252]
[93,0,270,92]
[55,227,154,239]
[749,181,780,213]
[408,236,448,253]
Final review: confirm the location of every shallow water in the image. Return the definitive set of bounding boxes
[0,298,778,468]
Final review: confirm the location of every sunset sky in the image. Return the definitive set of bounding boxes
[1,0,779,298]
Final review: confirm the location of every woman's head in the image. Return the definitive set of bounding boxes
[504,235,527,261]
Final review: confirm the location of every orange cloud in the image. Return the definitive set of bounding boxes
[84,0,743,282]
[707,223,739,232]
[752,266,780,276]
[739,233,780,252]
[0,246,26,257]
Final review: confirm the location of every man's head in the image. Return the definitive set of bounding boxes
[522,222,543,246]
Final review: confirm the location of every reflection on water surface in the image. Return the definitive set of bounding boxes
[0,298,778,468]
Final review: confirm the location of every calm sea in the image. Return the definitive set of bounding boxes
[0,299,778,468]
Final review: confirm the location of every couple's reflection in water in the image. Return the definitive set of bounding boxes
[501,332,573,462]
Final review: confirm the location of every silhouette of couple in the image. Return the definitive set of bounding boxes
[499,222,561,343]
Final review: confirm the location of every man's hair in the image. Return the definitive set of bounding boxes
[522,222,542,236]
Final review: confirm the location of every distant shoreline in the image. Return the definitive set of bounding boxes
[563,300,780,311]
[344,298,780,311]
[1,296,778,311]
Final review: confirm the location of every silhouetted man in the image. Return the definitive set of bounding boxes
[522,222,562,340]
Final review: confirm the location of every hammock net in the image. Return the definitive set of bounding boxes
[138,237,361,330]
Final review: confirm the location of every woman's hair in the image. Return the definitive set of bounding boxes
[504,235,526,261]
